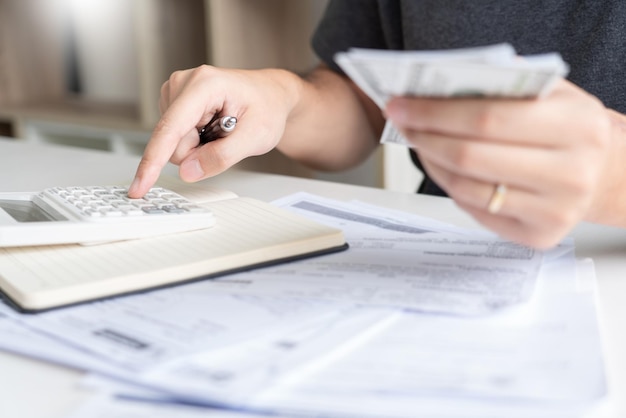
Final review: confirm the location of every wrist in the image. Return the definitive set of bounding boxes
[259,68,305,119]
[586,109,626,226]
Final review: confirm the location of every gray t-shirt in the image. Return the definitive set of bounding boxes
[312,0,626,195]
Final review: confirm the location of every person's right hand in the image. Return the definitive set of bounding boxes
[128,65,301,198]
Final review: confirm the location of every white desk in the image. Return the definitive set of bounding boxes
[1,138,625,417]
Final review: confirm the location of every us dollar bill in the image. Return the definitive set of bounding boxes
[335,44,569,146]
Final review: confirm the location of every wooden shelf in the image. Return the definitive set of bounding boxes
[0,0,370,184]
[0,0,208,132]
[0,99,144,132]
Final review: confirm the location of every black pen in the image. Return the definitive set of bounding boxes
[198,115,237,145]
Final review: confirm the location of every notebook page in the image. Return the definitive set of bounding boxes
[0,197,344,309]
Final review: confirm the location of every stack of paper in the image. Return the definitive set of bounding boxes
[334,43,569,146]
[0,192,607,418]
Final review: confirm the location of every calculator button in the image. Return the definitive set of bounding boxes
[42,185,210,220]
[82,209,103,218]
[142,207,166,214]
[163,206,186,213]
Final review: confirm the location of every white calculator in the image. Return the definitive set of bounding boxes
[0,186,215,247]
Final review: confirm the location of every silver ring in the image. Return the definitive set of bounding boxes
[487,183,507,214]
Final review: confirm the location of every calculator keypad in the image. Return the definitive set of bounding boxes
[42,186,208,219]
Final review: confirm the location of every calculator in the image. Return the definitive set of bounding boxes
[0,186,215,247]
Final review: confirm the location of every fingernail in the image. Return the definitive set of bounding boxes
[128,177,142,197]
[181,159,204,181]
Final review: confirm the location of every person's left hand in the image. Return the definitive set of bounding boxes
[385,79,613,249]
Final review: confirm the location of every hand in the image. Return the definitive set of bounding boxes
[128,65,300,198]
[385,80,613,248]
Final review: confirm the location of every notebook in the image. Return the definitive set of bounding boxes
[0,178,347,312]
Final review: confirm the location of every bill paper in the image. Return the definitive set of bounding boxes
[334,43,569,146]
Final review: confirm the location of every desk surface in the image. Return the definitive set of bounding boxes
[1,139,625,418]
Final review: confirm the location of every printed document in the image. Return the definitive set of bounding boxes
[0,192,606,418]
[213,192,544,316]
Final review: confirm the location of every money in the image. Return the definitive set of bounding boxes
[334,43,569,146]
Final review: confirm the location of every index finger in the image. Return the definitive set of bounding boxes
[128,94,215,198]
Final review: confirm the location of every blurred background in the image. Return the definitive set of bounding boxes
[0,0,419,191]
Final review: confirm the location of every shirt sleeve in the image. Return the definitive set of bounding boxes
[311,0,389,74]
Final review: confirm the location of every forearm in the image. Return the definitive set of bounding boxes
[278,65,384,171]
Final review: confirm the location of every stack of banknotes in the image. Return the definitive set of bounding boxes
[334,43,569,146]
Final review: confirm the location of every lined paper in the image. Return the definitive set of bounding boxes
[0,198,345,310]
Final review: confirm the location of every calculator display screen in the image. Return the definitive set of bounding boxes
[0,200,58,223]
